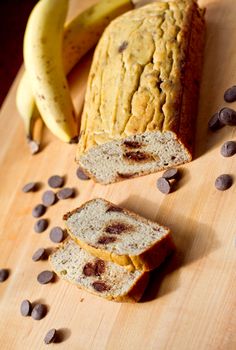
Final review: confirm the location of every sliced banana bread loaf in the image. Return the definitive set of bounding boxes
[63,198,174,271]
[50,239,149,302]
[76,0,205,184]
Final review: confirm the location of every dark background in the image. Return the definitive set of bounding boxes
[0,0,38,107]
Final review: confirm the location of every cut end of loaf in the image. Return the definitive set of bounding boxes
[78,131,191,184]
[49,239,147,302]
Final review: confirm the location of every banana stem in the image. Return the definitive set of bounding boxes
[27,117,44,154]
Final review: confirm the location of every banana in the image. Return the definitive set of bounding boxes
[23,0,77,143]
[17,0,133,148]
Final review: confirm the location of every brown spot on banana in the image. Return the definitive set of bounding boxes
[40,37,47,44]
[38,94,45,100]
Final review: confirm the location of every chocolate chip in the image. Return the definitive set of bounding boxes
[118,41,128,53]
[162,168,179,180]
[123,140,142,149]
[42,190,56,206]
[37,270,54,284]
[215,174,233,191]
[48,175,64,188]
[44,329,57,344]
[0,269,9,282]
[208,113,224,131]
[20,300,32,316]
[220,141,236,157]
[98,236,117,244]
[106,205,123,213]
[57,188,74,200]
[95,260,106,276]
[49,227,64,243]
[157,177,171,194]
[83,260,106,277]
[83,263,95,276]
[219,108,236,126]
[22,182,39,193]
[32,248,46,261]
[105,222,130,234]
[31,304,47,320]
[124,151,152,162]
[92,281,110,292]
[76,167,90,180]
[32,204,46,218]
[34,219,48,233]
[224,85,236,102]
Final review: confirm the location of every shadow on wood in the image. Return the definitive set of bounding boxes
[169,166,190,192]
[54,328,71,343]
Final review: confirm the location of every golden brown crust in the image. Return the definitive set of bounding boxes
[64,198,175,271]
[130,234,175,270]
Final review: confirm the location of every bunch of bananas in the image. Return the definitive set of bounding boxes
[17,0,133,153]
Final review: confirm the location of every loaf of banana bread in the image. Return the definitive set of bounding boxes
[76,0,205,184]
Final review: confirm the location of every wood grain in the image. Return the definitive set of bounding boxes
[0,0,235,349]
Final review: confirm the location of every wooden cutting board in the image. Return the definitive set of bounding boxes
[0,0,235,349]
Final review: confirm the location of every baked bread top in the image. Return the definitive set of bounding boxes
[77,0,204,157]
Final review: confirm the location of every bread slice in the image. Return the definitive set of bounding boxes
[76,0,205,184]
[49,239,149,302]
[63,198,174,271]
